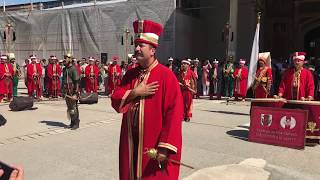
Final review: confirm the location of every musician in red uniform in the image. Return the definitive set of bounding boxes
[127,56,138,70]
[107,56,121,95]
[277,52,314,100]
[233,59,248,101]
[47,55,62,98]
[85,57,99,93]
[0,55,13,102]
[73,58,82,76]
[112,19,183,180]
[178,59,197,122]
[27,55,43,99]
[252,52,272,98]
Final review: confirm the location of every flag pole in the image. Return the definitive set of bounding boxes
[3,0,5,12]
[247,12,261,90]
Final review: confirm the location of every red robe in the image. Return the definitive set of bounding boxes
[253,67,272,98]
[27,63,43,97]
[178,69,196,119]
[0,63,14,100]
[75,64,82,76]
[47,63,62,97]
[107,64,121,94]
[278,68,314,100]
[111,61,183,180]
[85,65,99,93]
[127,63,138,70]
[233,66,248,97]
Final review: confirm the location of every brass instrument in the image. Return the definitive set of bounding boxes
[252,67,269,92]
[179,72,197,94]
[90,66,96,92]
[112,66,119,92]
[223,63,233,77]
[32,64,40,99]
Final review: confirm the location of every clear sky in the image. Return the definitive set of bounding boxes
[5,0,55,6]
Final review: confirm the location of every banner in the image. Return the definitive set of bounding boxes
[249,106,307,149]
[247,20,260,90]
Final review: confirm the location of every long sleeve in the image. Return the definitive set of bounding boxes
[111,71,134,113]
[37,64,43,77]
[278,70,288,96]
[57,65,62,76]
[306,70,315,98]
[243,68,248,80]
[158,73,183,154]
[47,64,53,78]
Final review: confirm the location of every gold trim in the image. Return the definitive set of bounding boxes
[137,96,145,178]
[135,33,158,45]
[126,114,134,180]
[305,136,320,139]
[135,61,159,179]
[158,142,178,153]
[119,90,132,113]
[138,20,144,33]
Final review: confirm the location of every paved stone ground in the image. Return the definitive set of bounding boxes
[0,87,320,179]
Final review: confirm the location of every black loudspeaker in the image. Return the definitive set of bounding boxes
[0,114,7,127]
[9,96,34,111]
[101,53,108,64]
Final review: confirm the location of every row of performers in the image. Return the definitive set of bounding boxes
[171,51,315,103]
[168,52,315,100]
[0,54,136,101]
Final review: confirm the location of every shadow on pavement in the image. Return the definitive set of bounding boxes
[201,110,249,116]
[40,120,68,128]
[226,129,249,141]
[9,107,38,111]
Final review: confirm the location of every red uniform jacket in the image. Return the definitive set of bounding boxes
[47,63,62,94]
[0,63,13,95]
[85,64,99,93]
[233,66,248,97]
[278,68,314,100]
[27,63,42,80]
[107,64,122,93]
[47,63,62,79]
[26,63,43,97]
[253,67,272,98]
[111,61,183,180]
[127,63,139,70]
[178,69,196,118]
[75,64,82,76]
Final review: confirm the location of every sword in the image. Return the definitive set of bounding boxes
[179,82,196,94]
[144,148,194,169]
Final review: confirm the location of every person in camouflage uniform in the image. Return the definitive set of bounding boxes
[63,54,80,130]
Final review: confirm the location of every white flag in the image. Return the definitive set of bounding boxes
[247,21,260,90]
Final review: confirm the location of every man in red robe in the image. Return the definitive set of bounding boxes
[111,19,183,180]
[127,56,139,70]
[73,58,82,76]
[178,59,197,122]
[253,52,272,98]
[47,55,62,98]
[277,52,314,100]
[0,55,13,102]
[107,56,121,95]
[27,55,43,99]
[233,59,248,101]
[85,57,99,93]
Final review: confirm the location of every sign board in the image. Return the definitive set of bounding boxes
[249,106,308,149]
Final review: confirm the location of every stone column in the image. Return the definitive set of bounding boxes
[228,0,238,59]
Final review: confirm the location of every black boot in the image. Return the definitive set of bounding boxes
[71,119,80,130]
[69,119,75,128]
